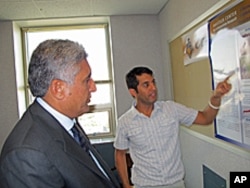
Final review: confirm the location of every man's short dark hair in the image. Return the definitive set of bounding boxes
[126,66,153,92]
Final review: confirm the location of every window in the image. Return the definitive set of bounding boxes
[21,24,116,138]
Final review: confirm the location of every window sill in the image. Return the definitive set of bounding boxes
[90,137,115,144]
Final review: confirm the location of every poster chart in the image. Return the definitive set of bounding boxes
[209,0,250,149]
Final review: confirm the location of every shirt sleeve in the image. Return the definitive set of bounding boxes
[166,101,198,126]
[113,119,129,150]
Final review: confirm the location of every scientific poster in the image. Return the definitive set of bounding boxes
[209,0,250,149]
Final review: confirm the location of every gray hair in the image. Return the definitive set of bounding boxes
[28,39,88,97]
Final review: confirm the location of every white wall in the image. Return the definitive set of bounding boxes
[0,21,19,150]
[159,0,250,187]
[110,15,165,117]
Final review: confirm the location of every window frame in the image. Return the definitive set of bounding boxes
[20,23,117,139]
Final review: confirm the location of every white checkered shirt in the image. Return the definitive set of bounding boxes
[114,100,198,187]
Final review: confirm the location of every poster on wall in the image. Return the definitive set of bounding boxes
[209,0,250,149]
[182,23,209,65]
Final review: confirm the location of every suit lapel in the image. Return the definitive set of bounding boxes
[62,126,120,187]
[88,145,120,187]
[75,122,120,187]
[30,101,119,187]
[52,121,111,183]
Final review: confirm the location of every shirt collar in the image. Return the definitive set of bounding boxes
[130,100,161,118]
[36,97,75,132]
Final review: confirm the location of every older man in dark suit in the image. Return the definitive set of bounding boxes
[0,39,121,188]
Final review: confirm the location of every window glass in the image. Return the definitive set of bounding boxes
[78,111,110,135]
[26,27,110,81]
[90,83,112,105]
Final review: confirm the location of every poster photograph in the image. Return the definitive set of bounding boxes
[209,0,250,149]
[182,23,209,65]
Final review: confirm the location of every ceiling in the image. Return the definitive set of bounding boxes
[0,0,169,21]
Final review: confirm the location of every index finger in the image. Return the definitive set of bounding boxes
[224,71,235,82]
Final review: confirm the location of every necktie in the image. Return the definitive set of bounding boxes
[71,123,90,152]
[71,123,118,187]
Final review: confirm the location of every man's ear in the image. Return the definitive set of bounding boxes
[50,79,66,99]
[129,88,137,98]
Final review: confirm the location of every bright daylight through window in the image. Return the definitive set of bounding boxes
[22,24,116,138]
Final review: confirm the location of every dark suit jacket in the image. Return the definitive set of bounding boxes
[0,101,121,188]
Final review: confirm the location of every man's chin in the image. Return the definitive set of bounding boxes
[150,98,157,103]
[84,106,90,113]
[78,106,90,116]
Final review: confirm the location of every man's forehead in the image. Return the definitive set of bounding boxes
[137,73,154,82]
